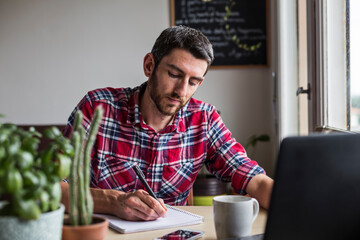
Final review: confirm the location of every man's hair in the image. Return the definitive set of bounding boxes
[151,25,214,73]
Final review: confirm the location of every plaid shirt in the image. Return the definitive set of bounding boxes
[64,83,265,205]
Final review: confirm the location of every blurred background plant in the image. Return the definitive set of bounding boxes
[244,134,270,158]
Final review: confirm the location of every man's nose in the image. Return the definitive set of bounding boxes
[175,79,188,97]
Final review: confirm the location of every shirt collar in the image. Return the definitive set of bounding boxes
[128,82,186,133]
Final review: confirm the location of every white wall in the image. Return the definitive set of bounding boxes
[0,0,276,176]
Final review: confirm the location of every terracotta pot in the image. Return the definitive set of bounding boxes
[62,215,109,240]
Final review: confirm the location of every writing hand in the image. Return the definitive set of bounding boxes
[61,182,167,221]
[114,189,167,221]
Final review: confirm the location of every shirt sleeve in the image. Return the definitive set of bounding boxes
[63,92,95,139]
[62,92,95,183]
[205,107,265,195]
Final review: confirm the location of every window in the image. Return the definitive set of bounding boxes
[350,0,360,131]
[306,0,359,133]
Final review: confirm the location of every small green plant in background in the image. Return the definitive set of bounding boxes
[68,106,103,226]
[245,134,270,149]
[0,124,73,220]
[245,134,270,158]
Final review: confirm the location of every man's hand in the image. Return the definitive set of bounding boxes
[114,189,167,221]
[61,182,167,221]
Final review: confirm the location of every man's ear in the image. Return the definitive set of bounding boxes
[143,53,155,78]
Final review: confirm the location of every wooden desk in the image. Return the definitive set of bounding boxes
[104,206,267,240]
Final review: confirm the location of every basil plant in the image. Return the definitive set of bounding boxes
[0,123,73,220]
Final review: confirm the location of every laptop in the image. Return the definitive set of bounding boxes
[242,133,360,240]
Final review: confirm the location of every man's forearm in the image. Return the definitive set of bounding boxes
[91,187,125,215]
[60,181,167,220]
[60,181,125,215]
[245,174,274,209]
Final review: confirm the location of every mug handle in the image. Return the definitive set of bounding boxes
[251,198,259,223]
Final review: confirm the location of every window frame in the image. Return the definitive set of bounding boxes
[306,0,355,133]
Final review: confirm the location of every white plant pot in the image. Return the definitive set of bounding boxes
[0,204,65,240]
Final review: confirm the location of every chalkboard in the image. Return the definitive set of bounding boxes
[171,0,269,68]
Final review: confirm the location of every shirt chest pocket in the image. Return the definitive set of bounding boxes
[160,161,197,197]
[95,155,138,192]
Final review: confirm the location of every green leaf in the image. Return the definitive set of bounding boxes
[44,127,61,140]
[2,123,17,131]
[58,138,74,156]
[245,134,270,149]
[0,128,12,143]
[56,154,71,179]
[21,137,40,154]
[0,146,5,160]
[39,191,50,212]
[35,171,47,187]
[29,126,42,137]
[47,181,61,211]
[40,144,56,165]
[8,135,21,155]
[13,150,34,170]
[257,134,270,142]
[0,167,5,179]
[16,199,41,220]
[5,169,23,194]
[23,171,39,187]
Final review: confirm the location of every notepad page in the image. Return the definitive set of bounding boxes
[94,205,203,234]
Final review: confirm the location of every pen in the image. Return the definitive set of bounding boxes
[132,164,167,212]
[132,164,159,201]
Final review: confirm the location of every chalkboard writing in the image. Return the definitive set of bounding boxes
[171,0,268,68]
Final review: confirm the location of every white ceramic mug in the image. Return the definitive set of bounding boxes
[213,195,259,240]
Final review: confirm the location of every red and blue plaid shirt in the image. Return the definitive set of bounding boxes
[64,83,265,205]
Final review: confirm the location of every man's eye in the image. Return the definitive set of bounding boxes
[168,72,179,78]
[189,80,201,86]
[189,81,197,86]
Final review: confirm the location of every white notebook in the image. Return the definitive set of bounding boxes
[95,205,203,234]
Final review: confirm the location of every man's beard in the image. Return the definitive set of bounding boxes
[148,73,188,116]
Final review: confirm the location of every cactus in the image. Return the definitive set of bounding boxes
[69,105,103,226]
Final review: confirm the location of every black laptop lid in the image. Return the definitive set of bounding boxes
[264,133,360,240]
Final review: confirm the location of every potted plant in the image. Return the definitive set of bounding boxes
[244,134,270,158]
[0,122,73,240]
[62,106,108,240]
[193,170,228,206]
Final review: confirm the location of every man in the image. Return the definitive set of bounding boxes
[61,26,273,221]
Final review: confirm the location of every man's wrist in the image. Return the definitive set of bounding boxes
[90,188,125,215]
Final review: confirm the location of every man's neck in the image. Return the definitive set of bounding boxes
[139,88,174,133]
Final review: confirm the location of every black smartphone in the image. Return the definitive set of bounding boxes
[153,229,204,240]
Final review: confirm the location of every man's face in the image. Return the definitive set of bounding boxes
[147,48,208,116]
